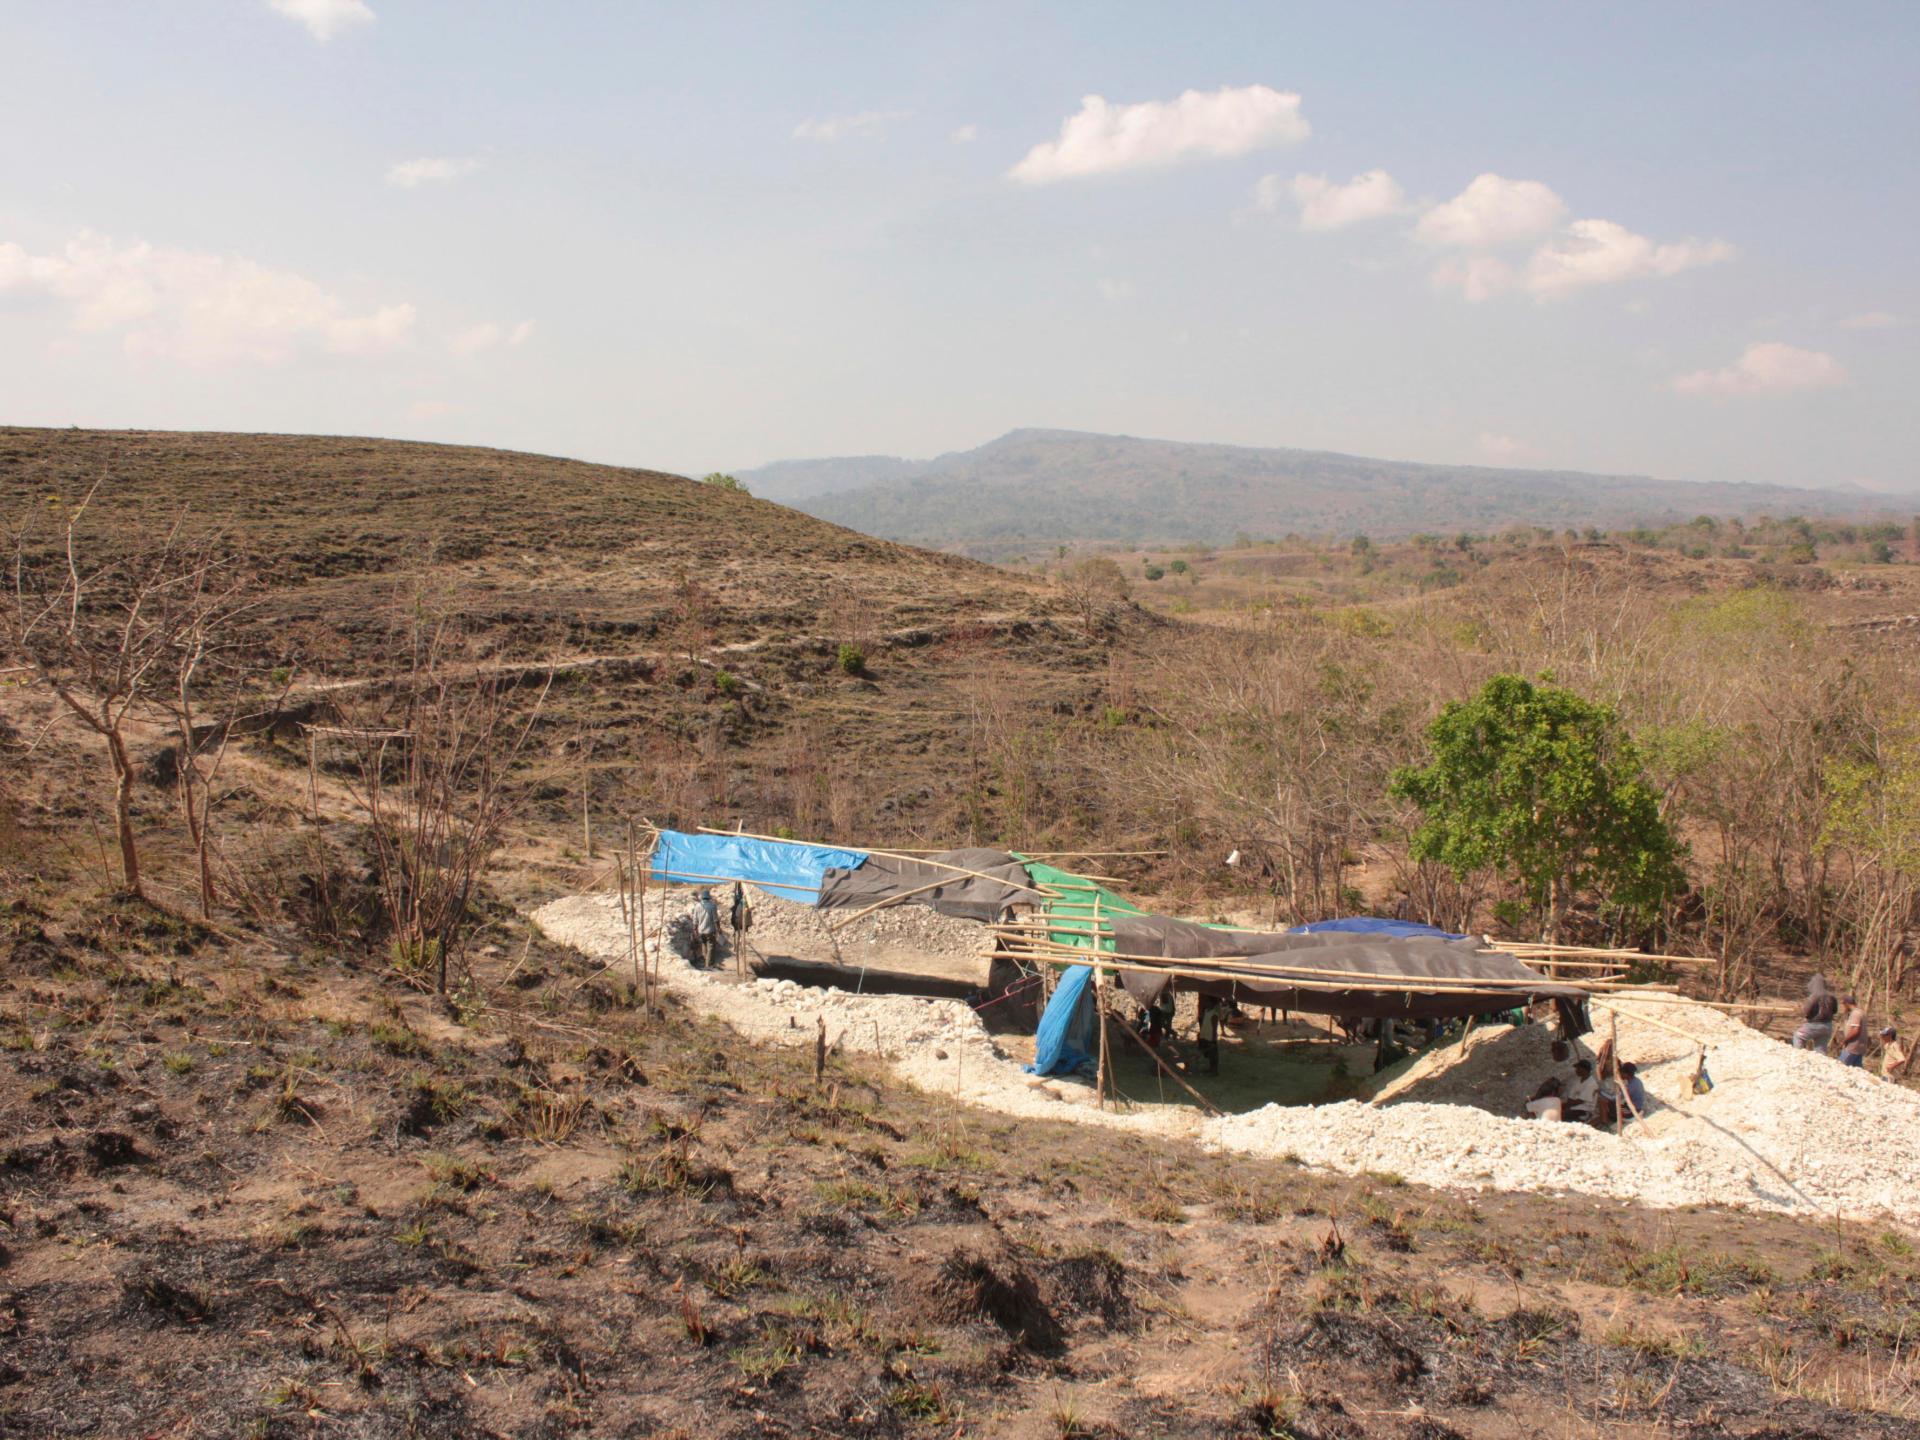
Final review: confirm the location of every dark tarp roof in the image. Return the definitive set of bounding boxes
[815,848,1040,923]
[1108,914,1589,1027]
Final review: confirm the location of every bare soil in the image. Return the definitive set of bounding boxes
[5,898,1919,1438]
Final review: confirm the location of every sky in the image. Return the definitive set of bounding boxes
[0,1,1915,490]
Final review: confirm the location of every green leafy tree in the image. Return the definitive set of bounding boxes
[1389,674,1683,940]
[701,472,748,493]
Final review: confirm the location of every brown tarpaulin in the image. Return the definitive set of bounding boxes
[815,849,1036,922]
[1107,915,1590,1027]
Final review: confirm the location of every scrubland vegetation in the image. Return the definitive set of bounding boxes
[4,428,1919,1435]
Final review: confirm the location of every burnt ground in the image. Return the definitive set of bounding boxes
[3,897,1917,1439]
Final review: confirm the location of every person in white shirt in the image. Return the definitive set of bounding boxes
[1565,1059,1599,1123]
[1525,1077,1565,1121]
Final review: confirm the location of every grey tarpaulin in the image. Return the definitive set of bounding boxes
[815,848,1038,922]
[1108,914,1590,1030]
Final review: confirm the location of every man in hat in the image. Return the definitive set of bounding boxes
[689,888,720,969]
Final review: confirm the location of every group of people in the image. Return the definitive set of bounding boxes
[1526,1049,1649,1127]
[1134,992,1230,1075]
[1794,976,1910,1079]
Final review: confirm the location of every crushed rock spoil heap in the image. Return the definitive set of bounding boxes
[533,888,1920,1227]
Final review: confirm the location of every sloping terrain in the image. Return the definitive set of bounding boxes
[0,427,1136,859]
[5,896,1918,1438]
[0,427,1044,667]
[749,428,1912,557]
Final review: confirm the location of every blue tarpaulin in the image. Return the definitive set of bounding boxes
[1026,964,1098,1076]
[1289,917,1468,940]
[648,830,868,905]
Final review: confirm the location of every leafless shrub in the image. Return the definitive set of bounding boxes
[331,607,551,992]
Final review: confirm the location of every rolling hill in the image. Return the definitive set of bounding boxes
[744,428,1910,558]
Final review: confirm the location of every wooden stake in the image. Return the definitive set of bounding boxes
[639,833,654,1014]
[627,821,640,999]
[1111,1016,1223,1116]
[1093,968,1110,1110]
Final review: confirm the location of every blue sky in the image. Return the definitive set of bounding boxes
[1,1,1914,489]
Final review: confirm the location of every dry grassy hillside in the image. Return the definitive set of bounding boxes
[0,427,1045,665]
[0,428,1147,876]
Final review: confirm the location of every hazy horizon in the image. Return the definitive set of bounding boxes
[2,2,1914,491]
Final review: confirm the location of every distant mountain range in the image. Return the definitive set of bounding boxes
[741,429,1911,557]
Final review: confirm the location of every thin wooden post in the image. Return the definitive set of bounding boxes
[582,784,592,860]
[627,821,640,1000]
[638,833,653,1014]
[1094,969,1110,1110]
[1092,894,1109,1109]
[307,731,320,823]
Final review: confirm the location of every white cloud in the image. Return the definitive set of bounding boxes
[449,318,536,356]
[1009,84,1308,185]
[386,156,482,189]
[792,110,907,143]
[1287,169,1406,231]
[1672,342,1848,396]
[0,230,413,367]
[1095,278,1135,302]
[1415,174,1566,249]
[1479,432,1542,463]
[266,0,374,43]
[1430,255,1516,302]
[1840,310,1901,331]
[951,124,979,144]
[1524,219,1732,300]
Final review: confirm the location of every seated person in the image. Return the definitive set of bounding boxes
[1525,1077,1565,1121]
[1618,1062,1650,1116]
[1565,1059,1599,1122]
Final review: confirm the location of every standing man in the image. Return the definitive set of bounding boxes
[1838,995,1870,1068]
[1793,975,1839,1051]
[1195,994,1223,1076]
[691,888,720,969]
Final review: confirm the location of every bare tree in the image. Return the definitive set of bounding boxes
[2,485,239,902]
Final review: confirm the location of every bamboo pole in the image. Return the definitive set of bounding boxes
[1093,894,1109,1109]
[1588,997,1712,1046]
[639,832,654,1013]
[627,821,640,998]
[649,867,819,896]
[994,948,1702,1004]
[989,946,1593,999]
[695,825,1049,896]
[827,873,967,932]
[988,936,1615,991]
[1110,1008,1224,1115]
[1019,850,1168,859]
